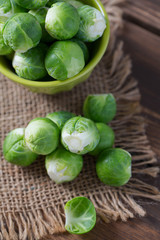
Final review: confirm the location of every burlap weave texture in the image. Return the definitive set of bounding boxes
[0,1,160,239]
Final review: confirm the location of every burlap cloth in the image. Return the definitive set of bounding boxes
[0,1,160,239]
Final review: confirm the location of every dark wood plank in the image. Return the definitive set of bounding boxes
[122,0,160,35]
[119,20,160,113]
[142,107,160,157]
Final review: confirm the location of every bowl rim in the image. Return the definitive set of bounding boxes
[0,0,110,88]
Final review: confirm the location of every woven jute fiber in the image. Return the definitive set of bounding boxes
[0,0,160,239]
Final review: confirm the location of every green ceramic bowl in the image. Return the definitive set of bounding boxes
[0,0,110,94]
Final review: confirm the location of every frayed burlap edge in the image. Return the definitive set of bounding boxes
[0,1,160,240]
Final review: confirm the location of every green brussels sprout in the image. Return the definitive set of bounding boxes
[65,196,96,234]
[71,38,89,63]
[76,5,106,42]
[61,116,100,155]
[3,13,42,53]
[25,117,60,155]
[47,0,84,8]
[12,44,47,80]
[0,16,12,55]
[90,123,115,156]
[29,7,53,43]
[45,146,83,184]
[96,148,132,187]
[0,0,27,18]
[14,0,48,10]
[46,111,76,130]
[45,41,85,80]
[83,94,117,123]
[45,2,80,40]
[3,128,38,166]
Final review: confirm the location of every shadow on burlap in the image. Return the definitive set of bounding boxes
[0,0,159,239]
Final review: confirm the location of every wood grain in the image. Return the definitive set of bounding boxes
[122,0,160,35]
[119,20,160,113]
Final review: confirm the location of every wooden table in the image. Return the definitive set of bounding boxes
[46,1,160,239]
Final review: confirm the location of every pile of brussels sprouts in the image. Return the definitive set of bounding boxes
[3,93,132,234]
[3,93,132,187]
[0,0,107,81]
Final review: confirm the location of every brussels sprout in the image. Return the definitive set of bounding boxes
[65,196,96,234]
[83,94,117,123]
[47,0,84,8]
[90,123,115,156]
[71,38,89,63]
[25,118,60,155]
[29,7,53,43]
[76,5,106,42]
[45,41,85,80]
[0,0,27,18]
[3,13,42,53]
[45,2,80,40]
[61,116,100,155]
[0,16,12,55]
[3,128,38,166]
[96,148,132,187]
[45,146,83,184]
[46,111,76,130]
[13,44,47,80]
[14,0,48,10]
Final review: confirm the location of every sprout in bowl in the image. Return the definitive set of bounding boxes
[0,0,27,18]
[14,0,48,10]
[45,2,80,40]
[45,146,83,184]
[61,116,100,155]
[29,7,53,43]
[3,13,42,53]
[47,0,84,8]
[0,16,12,55]
[13,44,47,80]
[65,196,96,234]
[76,5,106,42]
[45,41,85,80]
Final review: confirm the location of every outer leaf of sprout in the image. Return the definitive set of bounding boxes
[90,123,115,156]
[0,0,27,18]
[76,5,106,42]
[29,7,53,43]
[47,0,84,9]
[13,44,47,80]
[3,13,42,53]
[25,117,60,155]
[3,128,38,166]
[45,41,85,80]
[45,146,83,184]
[45,2,80,40]
[71,38,89,63]
[14,0,48,10]
[0,16,12,55]
[46,111,76,130]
